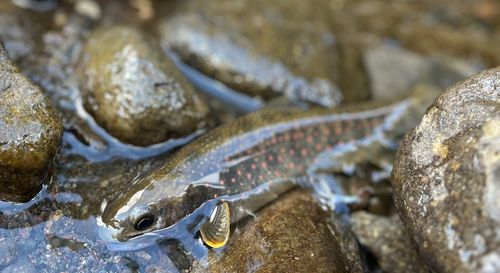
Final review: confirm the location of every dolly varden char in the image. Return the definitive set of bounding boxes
[100,86,439,247]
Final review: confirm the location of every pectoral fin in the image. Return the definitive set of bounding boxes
[200,202,230,248]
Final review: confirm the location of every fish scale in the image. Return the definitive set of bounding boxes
[100,85,441,250]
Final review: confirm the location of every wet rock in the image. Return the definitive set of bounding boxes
[144,253,179,273]
[0,240,17,266]
[77,26,212,146]
[0,44,63,203]
[351,211,429,273]
[392,67,500,272]
[364,43,431,100]
[159,0,362,106]
[43,210,97,247]
[202,189,363,273]
[1,257,36,273]
[0,2,48,62]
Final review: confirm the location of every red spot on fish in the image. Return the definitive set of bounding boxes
[216,164,220,168]
[251,164,256,169]
[298,166,304,172]
[265,140,271,146]
[247,173,252,179]
[231,178,236,183]
[293,133,299,140]
[278,156,283,162]
[271,138,277,144]
[290,163,295,169]
[275,171,280,177]
[259,175,263,180]
[242,193,246,198]
[299,132,305,139]
[350,138,355,143]
[247,149,253,154]
[356,124,363,131]
[324,129,330,136]
[220,180,224,185]
[232,198,235,202]
[214,194,218,198]
[301,149,307,156]
[345,127,352,134]
[205,184,209,187]
[269,182,273,186]
[269,155,274,161]
[237,170,242,176]
[258,188,262,192]
[222,199,225,202]
[313,131,319,137]
[315,144,322,150]
[225,157,230,162]
[338,141,345,146]
[285,135,291,141]
[280,148,286,153]
[290,149,295,155]
[283,174,288,178]
[278,136,284,142]
[295,143,301,149]
[261,148,266,153]
[335,127,342,134]
[326,145,332,151]
[314,158,319,164]
[262,162,267,168]
[365,132,372,137]
[307,136,313,142]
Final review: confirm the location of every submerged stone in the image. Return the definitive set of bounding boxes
[351,211,428,273]
[392,67,500,272]
[364,44,431,100]
[198,189,363,273]
[0,44,63,203]
[159,0,364,106]
[77,26,213,146]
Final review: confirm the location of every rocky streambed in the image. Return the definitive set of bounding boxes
[0,0,499,272]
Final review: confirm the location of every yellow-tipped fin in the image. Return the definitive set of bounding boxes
[200,202,230,248]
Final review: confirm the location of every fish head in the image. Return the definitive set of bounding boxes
[98,170,190,247]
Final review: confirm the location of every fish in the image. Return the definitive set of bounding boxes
[98,84,440,253]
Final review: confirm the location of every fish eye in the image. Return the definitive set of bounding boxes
[130,206,156,231]
[135,216,153,230]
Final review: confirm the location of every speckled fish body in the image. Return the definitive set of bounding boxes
[99,86,439,250]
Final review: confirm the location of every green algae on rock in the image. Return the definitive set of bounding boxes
[0,43,63,203]
[77,26,213,147]
[351,211,429,273]
[392,67,500,273]
[159,0,360,106]
[196,189,363,273]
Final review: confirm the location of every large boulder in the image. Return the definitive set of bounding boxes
[392,67,500,272]
[159,0,364,105]
[0,44,63,203]
[77,26,213,146]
